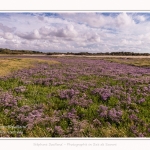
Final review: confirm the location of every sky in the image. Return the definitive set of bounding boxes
[0,12,150,53]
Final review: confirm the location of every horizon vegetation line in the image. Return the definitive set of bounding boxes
[0,48,150,55]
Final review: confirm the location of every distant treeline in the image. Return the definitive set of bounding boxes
[47,52,150,56]
[0,48,44,54]
[0,48,149,56]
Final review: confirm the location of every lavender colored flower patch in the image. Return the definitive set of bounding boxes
[0,56,150,137]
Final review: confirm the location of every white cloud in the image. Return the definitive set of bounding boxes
[55,25,78,38]
[0,23,15,32]
[121,39,142,45]
[59,13,113,28]
[0,12,150,53]
[17,29,41,40]
[115,12,135,28]
[136,15,146,22]
[87,34,101,43]
[4,32,14,40]
[18,24,78,40]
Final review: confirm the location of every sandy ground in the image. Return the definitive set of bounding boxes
[0,54,150,59]
[46,54,150,58]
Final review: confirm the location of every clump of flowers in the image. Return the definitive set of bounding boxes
[69,96,93,108]
[58,89,80,99]
[0,91,21,108]
[62,108,78,120]
[10,104,50,130]
[54,126,64,136]
[92,88,112,101]
[14,86,26,93]
[98,105,123,123]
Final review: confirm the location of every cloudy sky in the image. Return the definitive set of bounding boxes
[0,12,150,53]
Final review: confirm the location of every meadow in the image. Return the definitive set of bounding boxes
[0,56,150,137]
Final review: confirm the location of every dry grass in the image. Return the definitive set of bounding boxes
[102,58,150,67]
[101,126,127,137]
[0,58,59,76]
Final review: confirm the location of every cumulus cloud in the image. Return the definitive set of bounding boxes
[39,26,51,36]
[136,15,146,22]
[121,39,142,45]
[18,24,78,41]
[0,23,15,32]
[59,12,136,29]
[59,13,113,28]
[56,25,78,38]
[38,16,45,21]
[115,12,135,27]
[17,29,41,40]
[0,12,150,53]
[3,32,14,40]
[80,13,112,28]
[87,34,101,43]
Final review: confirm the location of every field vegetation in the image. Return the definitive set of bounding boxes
[102,58,150,67]
[0,56,150,137]
[0,58,59,76]
[0,48,44,55]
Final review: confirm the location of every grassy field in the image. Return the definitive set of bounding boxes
[0,58,59,76]
[0,56,150,137]
[101,58,150,67]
